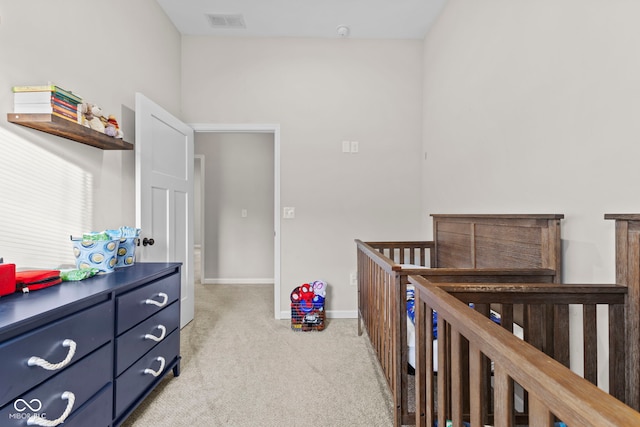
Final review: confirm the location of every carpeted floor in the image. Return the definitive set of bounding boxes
[121,277,394,426]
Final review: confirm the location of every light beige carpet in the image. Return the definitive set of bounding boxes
[121,281,394,426]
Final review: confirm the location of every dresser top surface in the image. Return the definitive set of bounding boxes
[0,262,181,337]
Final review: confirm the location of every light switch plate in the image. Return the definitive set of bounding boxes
[342,140,350,153]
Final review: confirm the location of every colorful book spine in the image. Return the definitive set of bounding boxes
[52,111,79,124]
[51,92,81,107]
[53,87,82,104]
[51,95,79,110]
[52,104,78,121]
[52,99,79,115]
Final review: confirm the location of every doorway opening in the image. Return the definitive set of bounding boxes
[191,123,281,319]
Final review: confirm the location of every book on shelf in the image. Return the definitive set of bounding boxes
[13,99,81,115]
[13,101,82,117]
[52,110,81,125]
[51,95,79,110]
[14,90,82,106]
[13,103,54,114]
[12,83,83,104]
[52,99,80,115]
[52,105,82,124]
[13,105,82,125]
[52,103,78,118]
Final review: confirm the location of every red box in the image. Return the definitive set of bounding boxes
[0,264,16,297]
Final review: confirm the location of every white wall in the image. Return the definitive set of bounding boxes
[422,0,640,386]
[181,37,424,315]
[0,0,182,268]
[195,132,274,283]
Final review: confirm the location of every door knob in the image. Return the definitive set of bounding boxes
[142,237,155,246]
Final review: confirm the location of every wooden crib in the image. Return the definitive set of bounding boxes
[355,214,564,426]
[409,214,640,426]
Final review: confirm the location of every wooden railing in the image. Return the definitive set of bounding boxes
[356,240,559,426]
[357,214,640,426]
[360,240,436,268]
[356,239,410,425]
[410,275,639,427]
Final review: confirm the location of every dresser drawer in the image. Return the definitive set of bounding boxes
[115,300,179,376]
[0,301,113,408]
[114,328,179,419]
[62,384,112,427]
[116,273,179,334]
[0,343,112,426]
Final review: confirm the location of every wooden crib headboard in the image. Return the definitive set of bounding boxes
[431,214,564,278]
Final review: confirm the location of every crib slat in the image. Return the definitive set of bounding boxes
[437,316,449,427]
[528,394,553,427]
[544,304,555,358]
[610,303,626,401]
[527,304,545,352]
[426,303,435,427]
[399,280,411,425]
[451,327,463,426]
[554,304,570,367]
[501,304,514,333]
[415,297,426,427]
[493,365,513,427]
[474,303,493,416]
[469,342,483,427]
[583,304,598,384]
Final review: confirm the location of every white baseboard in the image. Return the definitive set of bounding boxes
[202,278,274,285]
[279,310,357,319]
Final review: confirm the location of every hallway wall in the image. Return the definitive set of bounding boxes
[181,37,424,315]
[195,132,274,283]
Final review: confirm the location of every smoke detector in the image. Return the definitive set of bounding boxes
[207,14,246,29]
[336,25,350,38]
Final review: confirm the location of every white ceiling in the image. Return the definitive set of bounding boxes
[155,0,447,39]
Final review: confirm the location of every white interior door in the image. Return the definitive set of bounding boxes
[135,93,194,328]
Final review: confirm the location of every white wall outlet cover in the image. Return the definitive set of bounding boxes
[283,207,295,219]
[350,141,359,153]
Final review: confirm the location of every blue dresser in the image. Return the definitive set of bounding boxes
[0,263,181,427]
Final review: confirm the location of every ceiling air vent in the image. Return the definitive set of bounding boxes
[206,14,246,29]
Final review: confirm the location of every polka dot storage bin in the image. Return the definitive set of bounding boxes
[72,239,119,274]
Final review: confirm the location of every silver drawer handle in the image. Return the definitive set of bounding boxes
[144,356,166,377]
[28,339,77,371]
[27,391,75,426]
[144,292,168,307]
[144,325,167,342]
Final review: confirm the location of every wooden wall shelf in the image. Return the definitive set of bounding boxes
[7,113,134,150]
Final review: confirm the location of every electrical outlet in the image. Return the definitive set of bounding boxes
[241,209,248,218]
[350,272,358,286]
[350,141,359,153]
